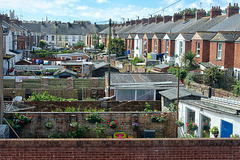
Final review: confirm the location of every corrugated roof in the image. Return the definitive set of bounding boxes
[53,68,77,76]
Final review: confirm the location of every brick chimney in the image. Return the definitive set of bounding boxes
[148,15,155,24]
[126,19,130,26]
[155,14,163,23]
[130,20,135,26]
[210,6,222,18]
[227,3,239,17]
[163,16,172,23]
[183,11,194,21]
[196,9,206,20]
[141,18,148,24]
[173,13,182,22]
[135,16,141,25]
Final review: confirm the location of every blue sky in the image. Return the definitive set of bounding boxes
[0,0,238,24]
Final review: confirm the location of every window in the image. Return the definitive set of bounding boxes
[154,40,157,52]
[77,57,82,60]
[65,36,68,41]
[166,39,169,53]
[196,42,200,56]
[59,36,62,41]
[179,41,183,54]
[52,36,54,41]
[79,36,82,40]
[129,40,131,49]
[46,36,48,41]
[217,43,222,60]
[136,40,138,50]
[144,40,147,51]
[72,36,75,41]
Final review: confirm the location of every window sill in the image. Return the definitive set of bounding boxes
[195,55,200,58]
[216,58,221,61]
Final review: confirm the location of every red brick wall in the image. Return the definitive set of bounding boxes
[162,39,167,53]
[0,139,239,159]
[147,39,152,53]
[234,42,240,68]
[185,41,191,53]
[210,42,235,68]
[169,40,175,57]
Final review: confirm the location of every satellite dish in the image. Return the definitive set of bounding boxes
[14,96,22,102]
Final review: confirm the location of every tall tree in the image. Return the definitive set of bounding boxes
[92,34,99,49]
[109,38,125,56]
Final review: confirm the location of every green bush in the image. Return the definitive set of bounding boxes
[27,91,78,101]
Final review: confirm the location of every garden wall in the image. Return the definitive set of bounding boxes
[21,101,161,112]
[187,82,239,98]
[4,112,176,138]
[0,138,239,159]
[3,88,105,100]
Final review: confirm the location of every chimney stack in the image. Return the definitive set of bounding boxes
[141,18,148,24]
[227,3,239,17]
[125,19,130,26]
[163,16,172,23]
[196,9,206,20]
[183,11,194,21]
[135,16,141,25]
[130,20,135,26]
[210,6,222,18]
[148,15,155,24]
[155,14,163,23]
[173,13,182,22]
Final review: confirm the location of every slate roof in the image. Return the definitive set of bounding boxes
[53,68,77,76]
[159,88,206,100]
[208,14,240,32]
[166,33,179,40]
[193,32,217,40]
[152,33,165,39]
[23,22,108,35]
[180,33,194,41]
[210,32,240,42]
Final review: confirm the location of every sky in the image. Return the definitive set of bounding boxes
[0,0,238,24]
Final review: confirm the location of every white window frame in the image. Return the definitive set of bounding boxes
[65,36,68,41]
[166,39,169,53]
[196,42,200,56]
[217,43,222,60]
[179,41,183,54]
[144,40,147,51]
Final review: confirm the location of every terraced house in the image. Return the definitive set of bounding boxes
[99,3,240,76]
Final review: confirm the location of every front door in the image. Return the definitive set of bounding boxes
[221,120,233,138]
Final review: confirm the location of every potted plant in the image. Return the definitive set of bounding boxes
[187,122,198,132]
[86,113,104,123]
[150,113,167,123]
[210,126,219,138]
[108,120,118,129]
[175,120,184,127]
[132,123,139,130]
[45,121,53,129]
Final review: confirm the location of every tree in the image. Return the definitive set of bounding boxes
[180,8,198,18]
[168,67,187,80]
[92,34,99,49]
[109,38,125,56]
[203,66,224,88]
[39,40,47,49]
[74,40,85,48]
[181,51,197,69]
[232,81,240,96]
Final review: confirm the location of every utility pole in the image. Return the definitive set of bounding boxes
[0,22,4,124]
[176,67,180,137]
[107,19,111,97]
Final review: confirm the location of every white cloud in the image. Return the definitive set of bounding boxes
[76,6,89,10]
[96,0,107,3]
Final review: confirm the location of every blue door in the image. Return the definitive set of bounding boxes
[221,120,233,138]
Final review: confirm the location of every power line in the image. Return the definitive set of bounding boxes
[150,0,182,16]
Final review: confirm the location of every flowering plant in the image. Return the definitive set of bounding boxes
[132,122,139,130]
[86,113,104,123]
[186,122,198,131]
[6,113,33,130]
[108,120,118,128]
[209,126,219,134]
[151,113,167,122]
